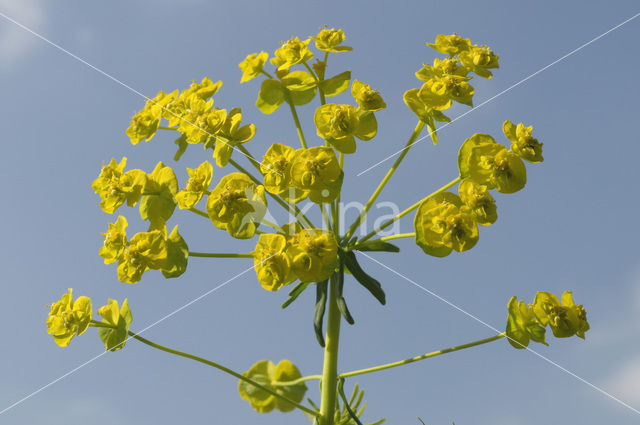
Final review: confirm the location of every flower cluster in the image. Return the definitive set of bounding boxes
[415,121,542,257]
[253,228,339,291]
[126,77,255,166]
[506,291,589,349]
[404,33,499,144]
[46,289,132,351]
[99,216,188,283]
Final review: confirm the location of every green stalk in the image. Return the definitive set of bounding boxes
[188,252,253,258]
[319,274,342,425]
[286,97,308,149]
[188,207,209,219]
[125,330,319,417]
[358,176,462,244]
[343,121,425,242]
[338,333,505,379]
[379,232,415,242]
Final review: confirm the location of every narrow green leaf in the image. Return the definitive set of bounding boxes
[343,252,386,305]
[355,240,400,253]
[173,134,188,161]
[314,280,328,347]
[336,262,355,325]
[281,281,311,309]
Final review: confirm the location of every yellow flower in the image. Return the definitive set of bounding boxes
[532,291,590,339]
[314,104,377,153]
[91,158,146,214]
[99,215,128,264]
[260,143,307,203]
[126,106,162,145]
[420,75,474,107]
[506,296,547,349]
[290,147,342,203]
[427,33,471,55]
[238,359,308,413]
[117,231,168,284]
[286,229,338,282]
[253,234,295,291]
[414,192,479,257]
[351,80,386,112]
[213,108,256,167]
[176,161,213,209]
[206,172,267,239]
[46,289,92,347]
[97,298,132,351]
[310,27,352,53]
[271,37,314,71]
[139,162,179,228]
[458,179,497,226]
[183,77,223,100]
[185,107,227,146]
[415,57,469,81]
[458,134,527,193]
[239,52,269,83]
[503,120,543,163]
[459,45,499,79]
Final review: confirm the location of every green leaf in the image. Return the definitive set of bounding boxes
[288,87,317,106]
[355,111,377,141]
[97,299,132,352]
[431,110,451,123]
[327,136,357,154]
[314,280,328,347]
[173,133,188,161]
[161,225,189,278]
[281,281,311,309]
[139,163,178,227]
[256,79,285,114]
[355,239,400,253]
[343,251,386,305]
[336,262,355,325]
[281,70,317,91]
[321,70,351,97]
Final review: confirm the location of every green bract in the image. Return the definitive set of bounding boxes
[97,299,132,351]
[238,359,307,413]
[311,27,352,53]
[117,230,168,283]
[99,215,128,264]
[46,289,92,347]
[505,296,547,349]
[139,161,179,229]
[458,179,497,226]
[532,291,590,339]
[271,37,314,71]
[459,45,499,79]
[213,108,256,167]
[206,172,267,239]
[427,33,471,55]
[239,52,268,83]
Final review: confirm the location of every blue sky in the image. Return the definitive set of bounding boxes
[1,0,640,424]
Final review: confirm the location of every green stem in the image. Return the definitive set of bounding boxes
[343,121,425,243]
[272,374,323,387]
[319,274,342,425]
[321,203,332,231]
[261,219,284,233]
[379,233,415,242]
[188,207,209,219]
[304,62,326,105]
[287,97,308,149]
[188,252,253,258]
[158,126,179,131]
[338,333,505,379]
[261,70,276,80]
[125,329,318,417]
[358,176,462,244]
[236,145,263,173]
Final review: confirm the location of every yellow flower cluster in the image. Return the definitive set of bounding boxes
[253,228,338,291]
[506,291,589,349]
[260,145,343,204]
[415,123,543,257]
[126,78,256,166]
[99,216,188,284]
[404,33,499,144]
[46,290,133,351]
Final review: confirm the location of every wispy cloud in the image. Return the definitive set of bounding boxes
[605,358,640,406]
[0,0,45,69]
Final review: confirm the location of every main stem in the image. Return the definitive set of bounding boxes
[319,273,342,425]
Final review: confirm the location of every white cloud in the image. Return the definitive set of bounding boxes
[0,0,45,69]
[604,357,640,406]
